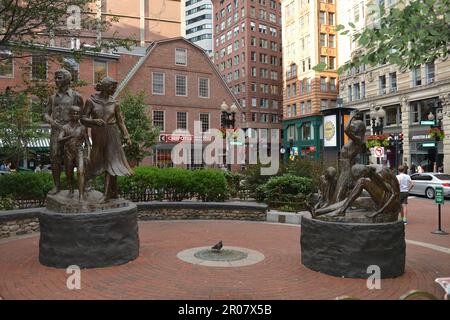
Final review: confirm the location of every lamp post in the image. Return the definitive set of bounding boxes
[370,106,386,135]
[220,101,237,170]
[428,111,443,172]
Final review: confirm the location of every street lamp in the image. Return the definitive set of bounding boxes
[370,106,386,135]
[428,110,444,172]
[220,101,237,129]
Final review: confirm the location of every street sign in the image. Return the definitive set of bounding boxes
[374,146,384,158]
[435,187,445,204]
[422,142,436,148]
[230,141,243,146]
[421,120,436,125]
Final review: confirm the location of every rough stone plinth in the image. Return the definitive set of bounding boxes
[39,202,139,269]
[46,190,129,213]
[301,216,405,279]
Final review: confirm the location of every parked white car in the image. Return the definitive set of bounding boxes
[409,173,450,199]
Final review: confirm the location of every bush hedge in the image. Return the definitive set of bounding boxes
[256,174,314,212]
[0,167,230,205]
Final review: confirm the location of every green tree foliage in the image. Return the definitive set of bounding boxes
[315,0,450,74]
[119,91,159,165]
[0,0,135,57]
[0,91,48,168]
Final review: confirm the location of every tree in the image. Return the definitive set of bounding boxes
[119,90,159,166]
[0,0,135,59]
[315,0,450,74]
[0,91,47,169]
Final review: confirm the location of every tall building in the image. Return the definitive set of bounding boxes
[338,0,450,173]
[281,0,339,161]
[185,0,214,56]
[212,0,283,133]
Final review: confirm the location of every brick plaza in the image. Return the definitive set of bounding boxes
[0,197,449,300]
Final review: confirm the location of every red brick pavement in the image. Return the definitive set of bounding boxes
[0,198,448,300]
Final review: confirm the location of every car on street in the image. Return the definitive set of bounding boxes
[409,173,450,199]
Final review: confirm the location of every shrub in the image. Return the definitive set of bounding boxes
[256,174,314,211]
[0,196,15,210]
[191,169,229,202]
[283,157,324,190]
[0,172,53,201]
[224,171,245,199]
[241,163,280,198]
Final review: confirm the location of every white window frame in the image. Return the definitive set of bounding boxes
[175,75,188,97]
[175,48,187,66]
[198,77,210,98]
[31,55,49,81]
[152,110,165,132]
[0,50,14,78]
[152,72,165,95]
[176,111,188,131]
[199,113,210,133]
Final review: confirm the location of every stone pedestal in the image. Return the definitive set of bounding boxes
[39,195,139,269]
[301,217,405,278]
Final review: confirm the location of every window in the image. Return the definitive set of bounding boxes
[390,72,397,92]
[93,60,107,83]
[328,57,335,70]
[412,66,422,86]
[379,75,387,95]
[302,122,312,140]
[330,78,336,92]
[329,34,336,48]
[328,13,335,25]
[175,75,187,96]
[199,77,209,98]
[320,33,327,47]
[175,48,187,66]
[319,11,326,24]
[31,55,48,80]
[385,106,398,126]
[426,62,435,84]
[354,83,360,100]
[200,113,210,132]
[152,72,165,95]
[348,85,353,102]
[307,100,312,113]
[153,111,165,131]
[320,77,327,91]
[177,112,187,130]
[252,98,257,107]
[321,99,328,110]
[0,51,13,78]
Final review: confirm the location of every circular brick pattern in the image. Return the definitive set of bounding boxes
[0,219,449,300]
[178,246,264,267]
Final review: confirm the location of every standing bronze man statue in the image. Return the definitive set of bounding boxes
[43,69,84,194]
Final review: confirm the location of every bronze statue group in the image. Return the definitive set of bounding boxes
[44,69,133,203]
[314,111,402,223]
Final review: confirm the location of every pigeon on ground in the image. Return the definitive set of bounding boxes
[211,241,223,251]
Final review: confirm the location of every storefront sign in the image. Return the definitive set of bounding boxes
[323,115,337,147]
[159,134,211,143]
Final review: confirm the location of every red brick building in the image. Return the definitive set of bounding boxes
[114,37,241,167]
[212,0,283,131]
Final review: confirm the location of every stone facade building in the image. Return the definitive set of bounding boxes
[338,0,450,172]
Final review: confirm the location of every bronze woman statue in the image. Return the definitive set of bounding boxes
[83,77,133,202]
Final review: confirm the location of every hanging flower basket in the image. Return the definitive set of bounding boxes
[428,127,445,140]
[366,134,390,149]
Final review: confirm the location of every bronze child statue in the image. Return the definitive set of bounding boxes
[57,106,90,201]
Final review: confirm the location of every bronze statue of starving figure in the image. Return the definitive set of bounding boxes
[43,69,84,194]
[57,106,90,201]
[315,165,401,222]
[83,77,133,203]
